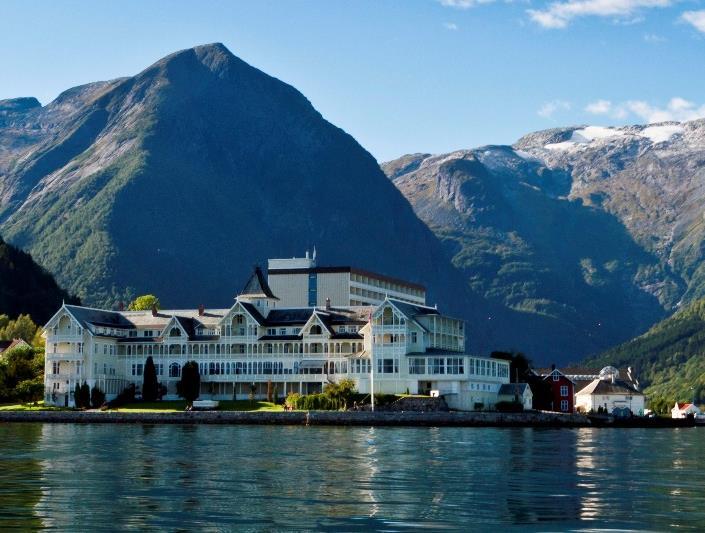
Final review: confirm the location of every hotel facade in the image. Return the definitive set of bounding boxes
[43,255,510,410]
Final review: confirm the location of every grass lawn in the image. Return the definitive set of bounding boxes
[115,400,284,412]
[0,401,71,411]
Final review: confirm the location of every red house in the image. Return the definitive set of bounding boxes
[532,366,575,413]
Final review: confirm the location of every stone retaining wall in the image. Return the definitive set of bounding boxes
[0,410,589,427]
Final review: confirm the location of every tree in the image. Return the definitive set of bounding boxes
[176,361,200,406]
[15,377,45,403]
[142,356,159,401]
[74,383,82,408]
[127,295,160,311]
[90,385,106,408]
[491,351,532,383]
[0,314,39,344]
[79,381,91,409]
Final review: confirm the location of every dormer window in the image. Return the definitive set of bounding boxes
[339,326,346,333]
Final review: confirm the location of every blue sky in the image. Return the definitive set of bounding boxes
[1,0,704,161]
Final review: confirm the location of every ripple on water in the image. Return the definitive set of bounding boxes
[0,424,704,530]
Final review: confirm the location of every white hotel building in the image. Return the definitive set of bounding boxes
[43,255,510,409]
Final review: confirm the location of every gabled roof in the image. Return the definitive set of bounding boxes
[576,378,643,396]
[675,402,696,410]
[239,266,279,300]
[64,304,135,330]
[386,298,439,319]
[237,301,266,325]
[0,338,30,354]
[499,383,532,396]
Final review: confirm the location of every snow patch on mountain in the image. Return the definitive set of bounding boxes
[639,124,683,144]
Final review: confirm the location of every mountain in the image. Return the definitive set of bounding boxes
[586,296,705,405]
[383,122,705,358]
[0,234,77,323]
[0,43,539,356]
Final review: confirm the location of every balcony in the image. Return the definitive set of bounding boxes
[46,352,84,361]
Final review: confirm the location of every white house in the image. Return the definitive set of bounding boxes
[42,258,509,410]
[671,402,701,419]
[575,367,645,415]
[497,383,533,410]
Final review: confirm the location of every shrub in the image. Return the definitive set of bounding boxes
[79,382,91,409]
[107,384,136,408]
[495,401,524,413]
[90,385,106,408]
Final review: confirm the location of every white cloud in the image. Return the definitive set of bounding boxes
[681,10,705,33]
[643,32,667,42]
[443,22,459,30]
[528,0,671,29]
[585,97,705,123]
[584,99,628,119]
[538,100,572,118]
[438,0,496,8]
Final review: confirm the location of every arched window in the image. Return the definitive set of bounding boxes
[169,363,181,377]
[170,327,181,337]
[310,325,322,335]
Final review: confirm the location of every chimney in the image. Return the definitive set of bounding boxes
[151,305,158,317]
[325,297,331,310]
[198,304,205,316]
[551,363,556,371]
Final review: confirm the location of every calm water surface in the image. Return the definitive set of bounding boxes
[0,423,703,531]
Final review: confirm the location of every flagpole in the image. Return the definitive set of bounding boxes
[370,309,375,412]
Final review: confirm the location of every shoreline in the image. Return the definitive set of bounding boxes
[0,410,696,428]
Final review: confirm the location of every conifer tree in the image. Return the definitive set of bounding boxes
[142,356,159,401]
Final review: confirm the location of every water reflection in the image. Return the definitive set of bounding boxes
[0,423,42,530]
[0,424,703,530]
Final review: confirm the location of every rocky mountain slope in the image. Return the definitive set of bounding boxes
[0,234,78,323]
[383,122,705,357]
[0,43,543,356]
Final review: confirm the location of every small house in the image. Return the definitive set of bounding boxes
[498,383,533,410]
[671,402,701,419]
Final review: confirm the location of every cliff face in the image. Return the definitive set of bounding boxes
[384,122,705,359]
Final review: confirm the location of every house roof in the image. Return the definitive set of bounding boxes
[0,338,30,354]
[676,402,695,410]
[576,378,643,396]
[65,305,135,329]
[240,266,279,300]
[534,366,639,390]
[498,383,531,396]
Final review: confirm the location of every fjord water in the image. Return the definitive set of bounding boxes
[1,424,703,531]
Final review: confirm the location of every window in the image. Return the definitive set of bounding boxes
[131,364,144,376]
[293,328,302,335]
[411,332,418,343]
[339,326,346,333]
[310,325,322,335]
[267,328,277,336]
[409,358,426,375]
[446,358,464,375]
[560,400,569,412]
[430,358,445,375]
[377,358,398,374]
[552,372,560,381]
[279,328,286,336]
[52,361,60,375]
[560,385,569,397]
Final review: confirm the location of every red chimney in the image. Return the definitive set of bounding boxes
[151,305,158,317]
[198,304,205,316]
